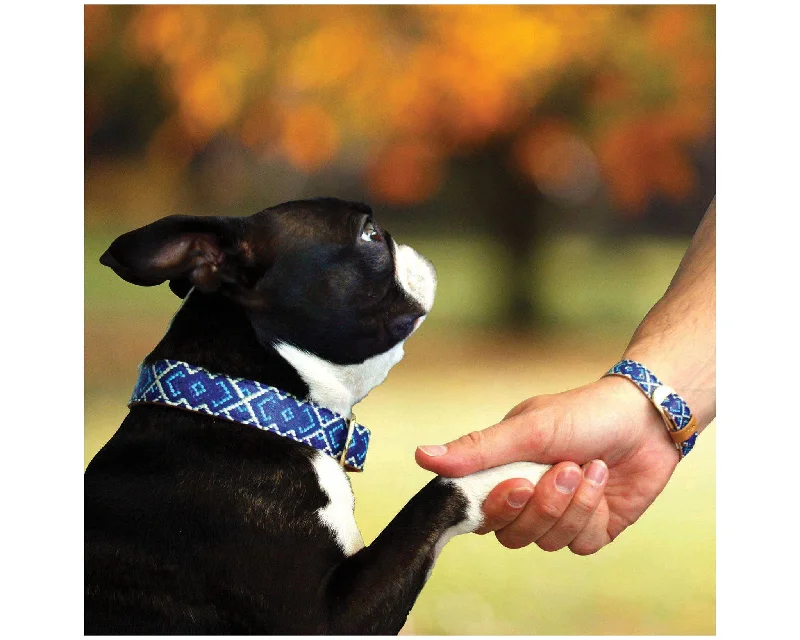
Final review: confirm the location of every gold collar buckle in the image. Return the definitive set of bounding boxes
[339,413,357,469]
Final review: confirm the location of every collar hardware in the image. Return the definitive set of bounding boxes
[339,414,357,468]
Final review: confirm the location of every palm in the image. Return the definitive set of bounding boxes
[570,379,680,541]
[603,437,678,539]
[505,377,680,545]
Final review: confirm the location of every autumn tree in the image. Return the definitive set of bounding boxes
[85,5,715,325]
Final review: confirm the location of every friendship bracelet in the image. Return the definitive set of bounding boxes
[604,359,698,459]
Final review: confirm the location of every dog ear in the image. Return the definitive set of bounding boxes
[100,215,245,295]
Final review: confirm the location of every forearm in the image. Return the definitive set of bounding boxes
[623,198,716,430]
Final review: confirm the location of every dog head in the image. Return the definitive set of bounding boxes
[101,198,437,411]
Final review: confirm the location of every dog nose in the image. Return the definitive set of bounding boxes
[390,312,425,342]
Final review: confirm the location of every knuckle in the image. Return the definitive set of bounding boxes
[459,430,488,471]
[521,407,560,457]
[536,538,564,553]
[504,399,532,419]
[569,540,601,556]
[557,521,583,540]
[538,501,565,521]
[461,430,485,450]
[550,407,575,455]
[570,494,598,518]
[496,531,531,550]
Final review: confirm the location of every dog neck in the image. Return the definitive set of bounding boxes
[273,341,405,417]
[147,290,403,418]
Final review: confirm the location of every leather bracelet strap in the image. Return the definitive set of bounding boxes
[604,359,698,459]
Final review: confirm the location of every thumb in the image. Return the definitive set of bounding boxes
[414,412,561,477]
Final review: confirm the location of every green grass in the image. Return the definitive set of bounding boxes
[534,233,690,327]
[85,231,179,318]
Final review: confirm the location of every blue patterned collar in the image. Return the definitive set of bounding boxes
[129,359,370,471]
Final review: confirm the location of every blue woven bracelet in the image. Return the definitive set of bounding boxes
[604,359,698,459]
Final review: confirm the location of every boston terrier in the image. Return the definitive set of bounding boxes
[85,197,548,634]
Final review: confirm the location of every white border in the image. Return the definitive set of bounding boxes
[7,2,798,638]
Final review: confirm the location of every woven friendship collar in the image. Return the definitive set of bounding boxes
[605,359,698,458]
[129,359,370,471]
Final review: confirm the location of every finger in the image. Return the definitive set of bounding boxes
[474,478,535,535]
[494,462,582,549]
[535,459,608,552]
[415,411,561,478]
[568,498,612,556]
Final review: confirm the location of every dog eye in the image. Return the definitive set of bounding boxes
[360,221,383,242]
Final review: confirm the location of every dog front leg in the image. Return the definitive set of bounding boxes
[325,462,549,635]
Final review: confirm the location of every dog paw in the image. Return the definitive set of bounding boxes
[426,463,550,572]
[443,462,550,533]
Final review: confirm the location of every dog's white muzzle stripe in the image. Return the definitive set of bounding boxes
[393,241,437,313]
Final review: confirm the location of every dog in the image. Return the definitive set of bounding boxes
[85,197,548,634]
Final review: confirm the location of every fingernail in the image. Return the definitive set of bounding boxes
[555,467,581,494]
[585,460,608,485]
[418,445,447,457]
[507,487,533,508]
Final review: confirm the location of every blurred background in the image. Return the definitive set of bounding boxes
[85,5,715,635]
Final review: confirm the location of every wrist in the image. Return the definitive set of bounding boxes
[590,375,679,466]
[604,357,703,460]
[622,341,715,433]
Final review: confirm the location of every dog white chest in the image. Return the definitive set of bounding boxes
[312,452,364,556]
[273,342,405,418]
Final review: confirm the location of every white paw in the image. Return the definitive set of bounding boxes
[429,462,550,570]
[445,462,550,532]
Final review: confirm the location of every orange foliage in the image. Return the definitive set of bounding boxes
[595,113,697,214]
[280,105,340,172]
[129,5,210,66]
[647,5,697,57]
[146,117,197,167]
[239,99,281,157]
[515,119,600,204]
[173,59,244,141]
[85,5,715,213]
[285,21,374,91]
[84,5,110,58]
[367,141,443,205]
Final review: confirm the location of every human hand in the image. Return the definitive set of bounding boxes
[415,375,680,554]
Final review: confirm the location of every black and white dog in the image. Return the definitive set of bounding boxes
[85,198,547,634]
